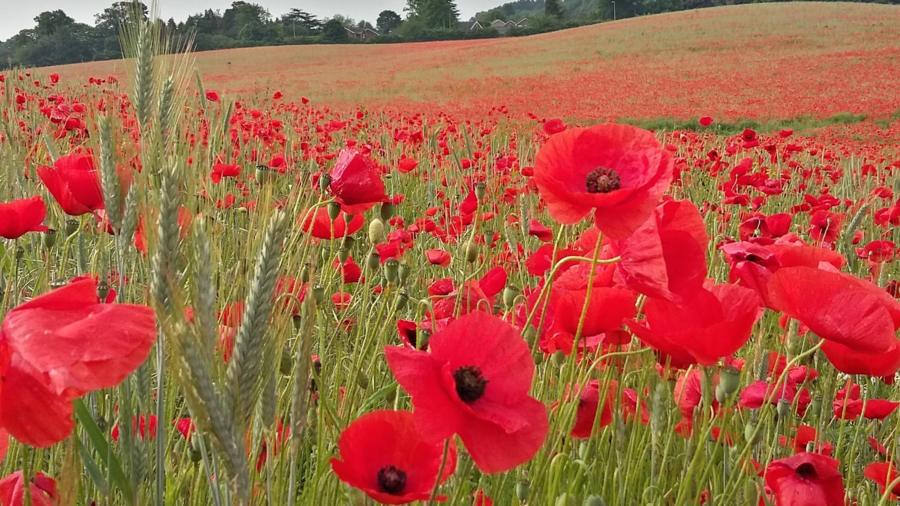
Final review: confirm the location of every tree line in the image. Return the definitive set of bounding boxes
[0,0,894,70]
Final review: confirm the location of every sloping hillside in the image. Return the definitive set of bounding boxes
[41,3,900,120]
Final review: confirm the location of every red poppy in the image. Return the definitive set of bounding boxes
[763,452,845,506]
[528,219,553,242]
[699,116,713,127]
[301,207,364,240]
[0,471,58,506]
[864,462,900,499]
[533,124,673,239]
[570,379,646,438]
[0,197,49,239]
[629,282,759,368]
[425,249,452,267]
[385,312,548,473]
[329,149,387,213]
[331,410,456,504]
[398,157,418,173]
[768,267,900,355]
[37,151,104,216]
[210,162,241,183]
[739,380,811,416]
[614,199,708,302]
[721,241,844,309]
[541,286,636,355]
[205,90,220,102]
[0,278,156,447]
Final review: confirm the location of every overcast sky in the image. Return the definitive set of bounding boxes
[0,1,499,39]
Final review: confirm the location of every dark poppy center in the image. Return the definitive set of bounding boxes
[377,465,407,495]
[795,462,817,479]
[454,366,488,403]
[585,167,621,194]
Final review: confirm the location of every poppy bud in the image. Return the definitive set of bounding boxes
[384,259,400,285]
[502,286,517,308]
[417,329,431,351]
[743,421,758,444]
[300,264,312,283]
[327,202,341,221]
[43,229,57,249]
[97,279,110,301]
[555,493,574,506]
[465,240,479,263]
[65,219,79,236]
[366,251,380,272]
[718,366,740,395]
[776,399,791,419]
[474,182,486,200]
[356,370,368,390]
[516,479,530,502]
[523,326,537,347]
[552,350,566,367]
[190,444,202,464]
[15,246,24,260]
[380,202,395,221]
[339,236,355,263]
[395,290,408,311]
[319,173,332,192]
[585,496,606,506]
[292,314,303,331]
[398,263,411,286]
[368,218,385,243]
[312,286,325,304]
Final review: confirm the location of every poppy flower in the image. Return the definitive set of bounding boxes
[614,199,708,302]
[205,90,220,102]
[398,157,418,173]
[767,267,900,355]
[699,116,713,127]
[425,249,452,267]
[329,149,387,214]
[721,241,844,309]
[331,410,456,504]
[0,196,49,239]
[210,162,241,183]
[0,278,156,447]
[864,462,900,499]
[763,452,845,506]
[528,219,553,242]
[629,282,759,368]
[37,151,104,216]
[533,123,673,239]
[385,312,549,473]
[301,207,364,240]
[570,379,645,438]
[541,286,637,355]
[0,471,58,506]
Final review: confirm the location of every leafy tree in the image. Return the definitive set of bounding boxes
[408,0,460,29]
[281,9,321,37]
[321,19,349,43]
[376,10,403,34]
[33,10,76,37]
[546,0,564,17]
[222,2,272,42]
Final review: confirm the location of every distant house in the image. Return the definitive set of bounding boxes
[456,20,485,32]
[345,26,380,41]
[489,18,528,35]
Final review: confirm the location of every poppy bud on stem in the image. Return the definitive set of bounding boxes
[368,218,386,244]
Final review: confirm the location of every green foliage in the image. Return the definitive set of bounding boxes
[376,10,403,34]
[321,19,349,43]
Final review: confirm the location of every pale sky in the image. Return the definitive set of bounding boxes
[0,1,500,40]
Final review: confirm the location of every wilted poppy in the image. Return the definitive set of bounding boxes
[37,151,104,216]
[533,123,673,239]
[331,410,456,504]
[763,452,845,506]
[329,149,387,213]
[0,196,49,239]
[385,312,548,473]
[0,278,156,447]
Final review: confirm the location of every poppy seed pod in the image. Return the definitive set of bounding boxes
[474,182,486,200]
[398,263,411,285]
[65,219,79,236]
[43,229,57,249]
[384,259,400,285]
[503,286,518,308]
[366,251,380,272]
[319,173,332,192]
[312,286,325,304]
[585,495,607,506]
[368,218,386,243]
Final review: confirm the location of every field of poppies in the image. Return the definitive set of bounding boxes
[0,3,899,506]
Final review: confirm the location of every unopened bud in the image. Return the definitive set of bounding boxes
[15,246,24,260]
[384,259,400,285]
[380,202,395,221]
[503,286,517,308]
[65,219,79,236]
[585,496,606,506]
[516,480,530,502]
[327,201,341,221]
[97,279,110,301]
[319,173,332,192]
[367,251,380,272]
[368,218,386,243]
[312,286,325,304]
[398,263,411,286]
[356,370,368,390]
[465,240,479,263]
